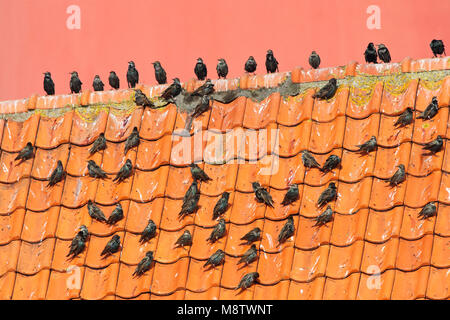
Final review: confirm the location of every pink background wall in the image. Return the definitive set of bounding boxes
[0,0,448,101]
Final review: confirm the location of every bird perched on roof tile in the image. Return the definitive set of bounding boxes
[101,234,121,258]
[302,150,321,169]
[191,79,215,97]
[107,203,124,225]
[127,61,139,88]
[124,127,140,155]
[418,202,437,220]
[43,72,55,95]
[15,142,34,163]
[194,58,207,80]
[245,56,257,73]
[377,44,391,63]
[152,61,167,85]
[69,71,82,94]
[140,219,157,243]
[47,160,66,187]
[389,164,406,187]
[67,225,89,259]
[160,78,182,101]
[190,163,211,182]
[184,180,199,203]
[213,192,230,220]
[278,216,295,244]
[394,107,414,128]
[430,39,445,57]
[422,135,443,154]
[134,89,153,108]
[87,200,107,223]
[238,244,258,266]
[216,59,229,79]
[92,75,104,92]
[240,227,261,245]
[312,78,337,100]
[108,71,120,90]
[317,182,337,207]
[320,155,341,173]
[207,218,226,243]
[417,97,438,120]
[314,205,333,227]
[236,272,259,291]
[179,181,200,218]
[357,136,377,154]
[89,133,106,155]
[309,51,321,69]
[175,230,192,248]
[185,96,212,132]
[252,182,274,207]
[133,251,154,277]
[265,49,279,73]
[281,184,299,206]
[204,249,225,268]
[364,42,378,64]
[114,159,133,183]
[87,160,108,179]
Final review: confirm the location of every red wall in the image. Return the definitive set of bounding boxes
[0,0,449,101]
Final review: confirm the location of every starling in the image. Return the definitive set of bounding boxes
[184,180,199,203]
[237,244,258,266]
[320,155,341,173]
[152,61,167,85]
[357,136,377,154]
[278,216,295,244]
[216,58,228,79]
[69,71,82,94]
[314,205,333,227]
[179,195,199,218]
[107,203,124,225]
[203,249,225,268]
[302,150,321,169]
[417,97,438,120]
[418,202,437,220]
[191,79,215,97]
[140,219,157,243]
[87,200,107,223]
[213,192,230,220]
[127,61,139,88]
[108,71,120,89]
[252,182,274,207]
[430,39,445,57]
[101,235,121,257]
[175,230,192,248]
[47,160,66,187]
[194,58,207,80]
[43,72,55,95]
[89,133,106,155]
[422,135,443,154]
[240,227,261,245]
[377,44,391,63]
[160,78,182,101]
[312,78,337,100]
[134,89,153,108]
[207,218,226,243]
[92,75,104,92]
[87,160,108,179]
[237,272,259,291]
[309,51,321,69]
[124,127,140,154]
[281,184,299,206]
[67,225,89,258]
[190,163,211,182]
[133,251,154,277]
[113,159,133,183]
[364,42,378,64]
[15,142,34,162]
[317,182,337,207]
[394,107,413,127]
[389,164,406,187]
[265,49,279,73]
[244,56,257,73]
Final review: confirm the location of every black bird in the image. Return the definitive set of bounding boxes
[237,272,259,291]
[357,136,377,154]
[43,72,55,95]
[317,182,337,207]
[394,107,414,127]
[417,97,438,120]
[69,71,82,94]
[389,164,406,187]
[364,42,378,64]
[183,180,199,203]
[133,251,154,277]
[320,155,341,173]
[422,135,443,154]
[124,127,140,154]
[87,199,107,223]
[107,203,124,225]
[87,160,108,179]
[252,182,274,207]
[113,159,133,183]
[190,163,211,182]
[216,59,228,79]
[89,133,106,155]
[204,249,225,268]
[240,227,261,245]
[108,71,120,90]
[179,192,200,218]
[191,79,215,97]
[174,230,192,248]
[265,49,279,73]
[140,219,157,243]
[194,58,207,80]
[309,51,321,69]
[430,39,445,57]
[207,218,226,243]
[101,235,121,257]
[418,202,437,220]
[152,61,167,85]
[281,184,299,206]
[278,216,295,244]
[67,225,89,259]
[244,56,257,73]
[185,96,211,131]
[160,78,182,101]
[302,150,321,169]
[237,244,258,266]
[312,78,338,100]
[127,61,139,88]
[134,89,153,108]
[15,142,34,162]
[213,192,230,220]
[47,160,66,187]
[314,205,333,227]
[377,44,391,63]
[92,75,104,92]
